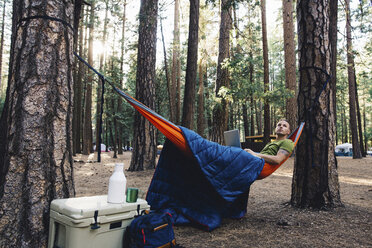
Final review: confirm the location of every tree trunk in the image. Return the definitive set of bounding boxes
[340,107,344,144]
[0,0,6,89]
[129,0,158,171]
[82,2,95,155]
[172,0,181,124]
[79,9,89,151]
[117,0,127,155]
[108,120,117,158]
[255,101,262,135]
[242,103,249,140]
[261,0,270,144]
[95,0,109,157]
[72,0,82,156]
[105,116,109,151]
[210,0,231,143]
[0,0,75,246]
[246,10,255,137]
[111,98,118,159]
[228,103,234,130]
[282,0,297,130]
[345,0,362,159]
[74,10,85,154]
[363,108,367,152]
[197,61,205,136]
[354,74,365,156]
[117,96,123,155]
[181,0,200,129]
[160,18,173,126]
[343,106,348,143]
[292,0,341,208]
[329,0,338,146]
[271,106,276,132]
[249,52,255,136]
[72,4,84,155]
[165,6,175,124]
[207,105,212,139]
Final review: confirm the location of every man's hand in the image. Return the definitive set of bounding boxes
[244,148,290,165]
[244,148,260,158]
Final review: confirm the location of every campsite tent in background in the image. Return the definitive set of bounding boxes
[335,143,353,156]
[93,143,107,152]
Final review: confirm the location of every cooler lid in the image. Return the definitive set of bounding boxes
[50,195,149,220]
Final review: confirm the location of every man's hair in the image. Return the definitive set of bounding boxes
[277,118,291,132]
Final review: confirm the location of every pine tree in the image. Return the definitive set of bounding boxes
[292,0,341,208]
[0,0,76,245]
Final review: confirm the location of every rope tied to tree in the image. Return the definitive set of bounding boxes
[17,15,74,32]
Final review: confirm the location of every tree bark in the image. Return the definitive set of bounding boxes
[250,98,254,136]
[363,108,367,152]
[74,9,85,154]
[82,2,95,155]
[345,0,362,159]
[282,0,297,130]
[249,50,255,137]
[343,106,348,143]
[228,102,234,130]
[0,0,75,246]
[0,0,6,89]
[95,0,109,158]
[242,103,249,141]
[160,18,173,126]
[329,0,338,146]
[72,3,84,155]
[108,120,117,158]
[111,99,118,159]
[181,0,200,129]
[129,0,158,171]
[354,74,365,156]
[292,0,341,208]
[255,101,262,135]
[117,0,127,155]
[79,8,89,151]
[197,61,205,136]
[172,0,181,124]
[210,0,231,143]
[247,8,255,137]
[261,0,270,144]
[340,107,344,144]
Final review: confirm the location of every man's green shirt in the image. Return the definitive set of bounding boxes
[260,139,294,156]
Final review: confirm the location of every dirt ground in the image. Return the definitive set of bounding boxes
[74,152,372,248]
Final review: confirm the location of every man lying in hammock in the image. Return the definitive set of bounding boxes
[244,119,294,165]
[147,118,299,231]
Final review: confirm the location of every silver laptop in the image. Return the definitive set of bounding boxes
[224,129,241,148]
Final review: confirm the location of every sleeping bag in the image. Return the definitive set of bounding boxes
[146,127,264,231]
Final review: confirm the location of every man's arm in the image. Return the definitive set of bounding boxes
[244,148,290,165]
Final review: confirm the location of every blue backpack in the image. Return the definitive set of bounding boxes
[123,209,177,248]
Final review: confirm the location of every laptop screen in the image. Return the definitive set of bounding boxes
[224,129,241,148]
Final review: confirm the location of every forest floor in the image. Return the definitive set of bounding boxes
[74,152,372,248]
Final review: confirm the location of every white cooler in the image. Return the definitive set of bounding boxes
[48,195,150,248]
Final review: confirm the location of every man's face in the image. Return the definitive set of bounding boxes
[275,121,291,136]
